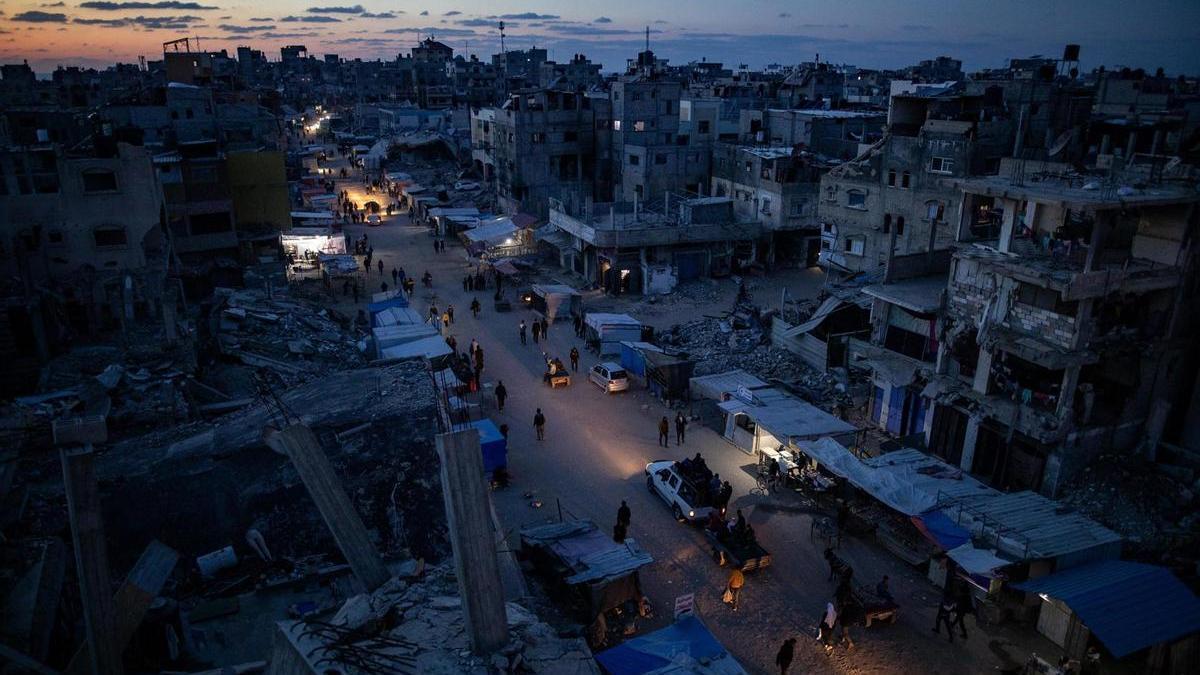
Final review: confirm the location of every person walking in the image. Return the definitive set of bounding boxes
[432,238,439,254]
[470,298,481,318]
[377,259,384,276]
[441,311,451,331]
[473,346,484,374]
[573,314,583,338]
[932,594,957,643]
[469,338,479,356]
[531,320,541,344]
[463,275,471,292]
[675,412,688,445]
[495,380,507,411]
[391,268,398,285]
[775,638,796,675]
[519,320,527,345]
[533,408,546,441]
[617,500,631,528]
[817,601,839,649]
[949,587,972,640]
[569,346,580,372]
[380,282,388,293]
[658,416,670,447]
[541,317,549,338]
[446,305,455,324]
[724,568,745,611]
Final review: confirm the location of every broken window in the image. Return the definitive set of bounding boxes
[844,238,864,255]
[698,120,710,134]
[93,225,128,248]
[883,213,891,233]
[634,121,646,132]
[628,154,640,166]
[929,157,954,174]
[896,216,905,236]
[901,170,911,188]
[887,169,896,187]
[846,190,866,208]
[761,197,772,215]
[531,132,545,144]
[563,131,577,142]
[926,200,945,221]
[654,154,667,165]
[82,169,118,193]
[790,199,806,216]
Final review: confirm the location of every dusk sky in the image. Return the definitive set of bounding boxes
[1,0,1198,76]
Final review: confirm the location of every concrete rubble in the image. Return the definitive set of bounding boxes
[272,563,599,675]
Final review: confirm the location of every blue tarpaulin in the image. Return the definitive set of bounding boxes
[595,616,746,674]
[1015,560,1200,658]
[912,510,971,550]
[368,294,409,316]
[469,419,507,472]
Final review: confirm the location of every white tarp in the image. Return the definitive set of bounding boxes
[795,440,996,516]
[379,335,452,361]
[372,323,438,350]
[947,543,1010,577]
[463,217,517,245]
[373,307,424,327]
[783,296,841,337]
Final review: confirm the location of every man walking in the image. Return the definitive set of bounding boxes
[724,568,745,611]
[617,500,631,528]
[675,412,688,445]
[658,416,670,447]
[775,638,796,675]
[495,380,507,411]
[473,345,484,375]
[932,594,957,642]
[470,298,481,318]
[519,320,527,345]
[377,259,384,276]
[446,305,455,324]
[949,587,972,640]
[531,320,540,344]
[569,346,580,372]
[573,314,583,338]
[391,268,398,285]
[533,408,546,441]
[817,601,839,650]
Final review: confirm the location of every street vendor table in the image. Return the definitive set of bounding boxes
[761,447,800,474]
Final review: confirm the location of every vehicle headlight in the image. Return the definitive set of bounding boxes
[688,510,695,518]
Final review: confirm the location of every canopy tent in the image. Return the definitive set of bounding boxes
[531,284,581,322]
[1015,561,1200,659]
[793,440,997,516]
[595,616,747,675]
[468,418,507,472]
[462,216,518,248]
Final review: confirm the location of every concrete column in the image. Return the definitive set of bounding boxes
[997,200,1017,253]
[959,415,981,472]
[436,429,507,656]
[1099,134,1111,156]
[162,299,177,343]
[60,446,123,675]
[1056,366,1080,420]
[972,348,993,395]
[265,424,390,592]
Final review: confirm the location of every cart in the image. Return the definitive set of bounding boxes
[848,583,898,627]
[705,529,771,572]
[544,357,571,388]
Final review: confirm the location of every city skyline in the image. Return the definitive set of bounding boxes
[1,0,1199,75]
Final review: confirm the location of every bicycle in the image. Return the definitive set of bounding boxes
[751,469,771,496]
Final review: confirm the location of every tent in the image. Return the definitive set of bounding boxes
[595,616,747,675]
[378,335,452,362]
[586,313,643,356]
[468,419,507,472]
[367,290,409,317]
[531,284,581,322]
[372,324,439,351]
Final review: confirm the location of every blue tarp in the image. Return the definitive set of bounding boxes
[368,294,409,316]
[620,342,662,378]
[912,510,971,550]
[595,616,746,675]
[1015,560,1200,658]
[469,419,507,472]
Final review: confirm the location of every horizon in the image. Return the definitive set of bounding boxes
[1,0,1198,78]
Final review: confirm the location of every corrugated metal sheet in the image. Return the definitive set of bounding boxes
[520,521,654,585]
[689,370,768,402]
[1015,561,1200,658]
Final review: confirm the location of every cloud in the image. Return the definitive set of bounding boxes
[443,10,461,16]
[12,11,69,22]
[499,12,557,19]
[360,11,397,18]
[419,10,428,16]
[547,24,660,36]
[799,23,850,29]
[383,26,476,37]
[779,12,791,18]
[74,14,201,28]
[260,31,319,38]
[306,5,363,13]
[218,23,272,33]
[594,16,611,24]
[249,16,272,21]
[900,24,932,31]
[456,18,497,27]
[78,1,217,9]
[41,2,67,7]
[280,15,341,23]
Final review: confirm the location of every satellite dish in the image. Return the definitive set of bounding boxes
[1048,129,1073,157]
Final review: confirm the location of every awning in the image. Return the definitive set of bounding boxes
[1015,561,1200,658]
[595,616,747,675]
[946,543,1011,578]
[911,511,971,550]
[463,217,517,245]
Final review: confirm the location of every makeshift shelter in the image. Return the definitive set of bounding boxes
[468,419,507,472]
[373,306,424,328]
[595,615,747,675]
[585,313,643,356]
[282,228,345,257]
[1015,561,1200,666]
[772,294,871,370]
[520,521,653,631]
[620,342,664,381]
[716,386,856,454]
[367,290,408,316]
[462,216,528,258]
[372,324,439,352]
[688,370,768,403]
[643,350,696,402]
[378,335,452,364]
[531,284,582,322]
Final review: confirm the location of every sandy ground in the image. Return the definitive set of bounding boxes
[315,174,1062,675]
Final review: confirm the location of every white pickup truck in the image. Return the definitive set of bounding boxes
[645,460,721,524]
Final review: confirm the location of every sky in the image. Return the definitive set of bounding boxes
[0,0,1198,76]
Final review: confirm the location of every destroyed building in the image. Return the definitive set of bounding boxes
[542,194,762,294]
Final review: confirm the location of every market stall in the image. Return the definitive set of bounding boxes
[531,284,581,322]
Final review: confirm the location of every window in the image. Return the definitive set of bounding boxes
[47,229,66,245]
[631,92,642,101]
[190,212,232,235]
[613,91,620,101]
[823,222,833,234]
[883,213,891,233]
[663,133,673,144]
[901,170,911,188]
[655,154,667,165]
[698,120,710,134]
[93,225,128,248]
[896,216,905,235]
[844,238,865,255]
[790,199,806,216]
[634,184,644,199]
[887,169,896,187]
[930,157,954,174]
[846,190,866,209]
[612,120,622,131]
[633,121,646,132]
[81,170,118,193]
[563,131,577,142]
[628,154,640,166]
[665,100,674,114]
[926,200,945,221]
[760,197,772,215]
[1016,282,1077,315]
[531,132,545,143]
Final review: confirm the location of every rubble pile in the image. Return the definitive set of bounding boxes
[279,563,598,674]
[213,288,367,385]
[660,316,814,381]
[1060,453,1200,557]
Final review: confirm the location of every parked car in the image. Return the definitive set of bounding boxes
[588,362,629,393]
[645,460,719,524]
[366,214,381,226]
